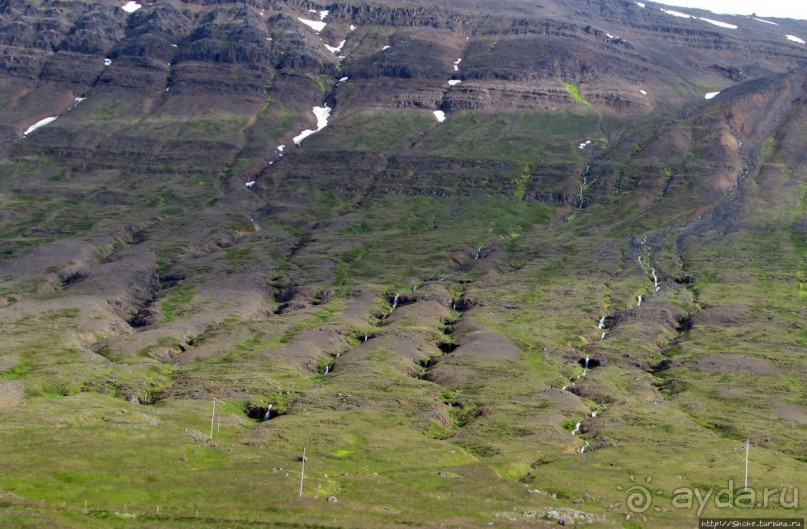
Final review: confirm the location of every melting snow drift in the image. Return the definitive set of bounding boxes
[24,116,58,136]
[699,18,737,29]
[121,1,142,13]
[325,40,346,54]
[433,110,446,123]
[661,8,691,18]
[786,35,806,44]
[705,91,720,100]
[448,80,462,86]
[298,18,326,32]
[293,106,331,145]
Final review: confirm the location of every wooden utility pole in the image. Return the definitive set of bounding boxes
[744,439,750,489]
[299,447,306,498]
[210,398,225,440]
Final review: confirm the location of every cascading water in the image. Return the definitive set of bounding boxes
[601,332,606,340]
[576,165,590,210]
[264,404,273,421]
[585,356,590,369]
[637,295,642,307]
[580,441,590,454]
[324,365,330,375]
[392,294,400,309]
[652,268,659,291]
[578,176,587,209]
[572,421,582,435]
[598,316,606,330]
[474,246,482,260]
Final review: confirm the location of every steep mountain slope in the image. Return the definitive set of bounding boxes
[0,1,805,528]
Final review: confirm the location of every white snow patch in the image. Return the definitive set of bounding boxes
[786,35,806,44]
[350,25,356,31]
[699,17,737,29]
[121,1,141,13]
[753,17,778,25]
[293,105,331,145]
[277,145,285,152]
[433,110,446,123]
[704,91,720,100]
[578,140,592,149]
[319,10,329,20]
[453,58,462,71]
[298,18,326,32]
[382,45,390,50]
[245,181,256,188]
[338,76,349,82]
[74,97,86,104]
[171,44,178,47]
[325,40,346,53]
[661,8,691,18]
[606,33,614,38]
[635,1,645,7]
[448,79,462,86]
[24,116,58,136]
[104,58,112,67]
[640,89,647,95]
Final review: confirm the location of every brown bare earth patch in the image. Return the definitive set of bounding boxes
[693,304,753,325]
[692,354,781,375]
[451,330,522,361]
[771,402,807,425]
[0,381,24,407]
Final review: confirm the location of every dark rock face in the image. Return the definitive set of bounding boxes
[0,0,805,203]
